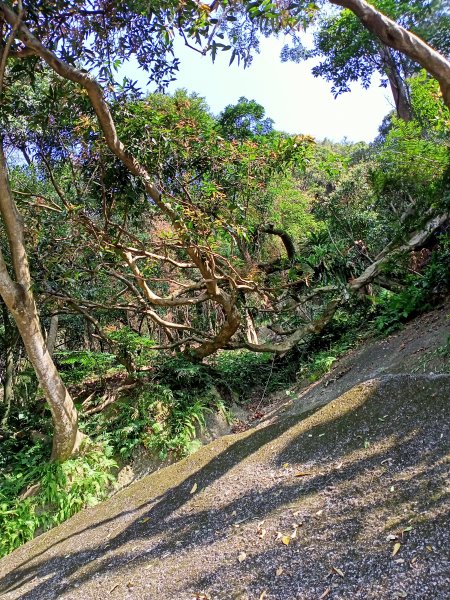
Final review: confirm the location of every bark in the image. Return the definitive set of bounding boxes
[227,299,340,354]
[46,314,58,357]
[260,224,296,262]
[0,140,84,461]
[379,43,412,121]
[1,299,14,428]
[244,308,258,345]
[12,301,85,460]
[330,0,450,110]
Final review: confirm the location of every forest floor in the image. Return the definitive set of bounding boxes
[0,303,449,600]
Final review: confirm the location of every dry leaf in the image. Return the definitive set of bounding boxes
[281,536,291,546]
[259,592,268,600]
[238,551,247,563]
[283,462,289,468]
[257,528,267,539]
[276,566,284,576]
[315,509,324,517]
[332,566,345,578]
[392,542,402,556]
[190,482,198,494]
[319,588,331,599]
[139,517,150,524]
[294,472,310,477]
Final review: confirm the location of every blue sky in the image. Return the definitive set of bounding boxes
[129,36,393,143]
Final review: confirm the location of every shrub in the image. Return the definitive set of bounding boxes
[0,441,116,558]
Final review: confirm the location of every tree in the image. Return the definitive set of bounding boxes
[329,0,450,109]
[0,138,85,461]
[218,97,274,140]
[283,1,449,121]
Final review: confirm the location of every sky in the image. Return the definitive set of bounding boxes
[158,36,394,143]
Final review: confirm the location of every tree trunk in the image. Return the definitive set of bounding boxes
[1,299,14,428]
[245,308,258,345]
[331,0,450,110]
[10,297,85,460]
[46,314,59,356]
[0,139,84,461]
[379,44,412,121]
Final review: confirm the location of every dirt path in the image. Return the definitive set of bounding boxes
[0,306,449,600]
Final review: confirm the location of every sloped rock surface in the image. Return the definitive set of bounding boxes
[0,372,449,600]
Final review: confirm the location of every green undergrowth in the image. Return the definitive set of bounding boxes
[80,382,227,460]
[373,237,450,334]
[0,440,116,558]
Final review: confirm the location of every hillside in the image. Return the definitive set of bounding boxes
[0,305,448,600]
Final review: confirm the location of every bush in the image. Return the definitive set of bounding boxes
[0,440,116,558]
[82,382,218,460]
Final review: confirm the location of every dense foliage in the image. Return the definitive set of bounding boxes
[0,0,449,558]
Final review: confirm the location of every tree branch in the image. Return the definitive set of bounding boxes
[226,299,340,354]
[330,0,450,109]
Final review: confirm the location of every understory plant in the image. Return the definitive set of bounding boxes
[0,440,117,558]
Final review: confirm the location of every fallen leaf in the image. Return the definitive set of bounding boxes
[315,509,324,517]
[259,592,268,600]
[402,526,413,534]
[276,566,284,576]
[281,536,291,546]
[319,588,331,599]
[332,566,345,578]
[238,551,247,563]
[392,542,402,556]
[190,482,198,494]
[139,517,150,524]
[426,545,433,552]
[294,472,310,477]
[283,462,289,468]
[257,528,267,539]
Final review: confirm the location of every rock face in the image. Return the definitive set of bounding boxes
[0,373,449,600]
